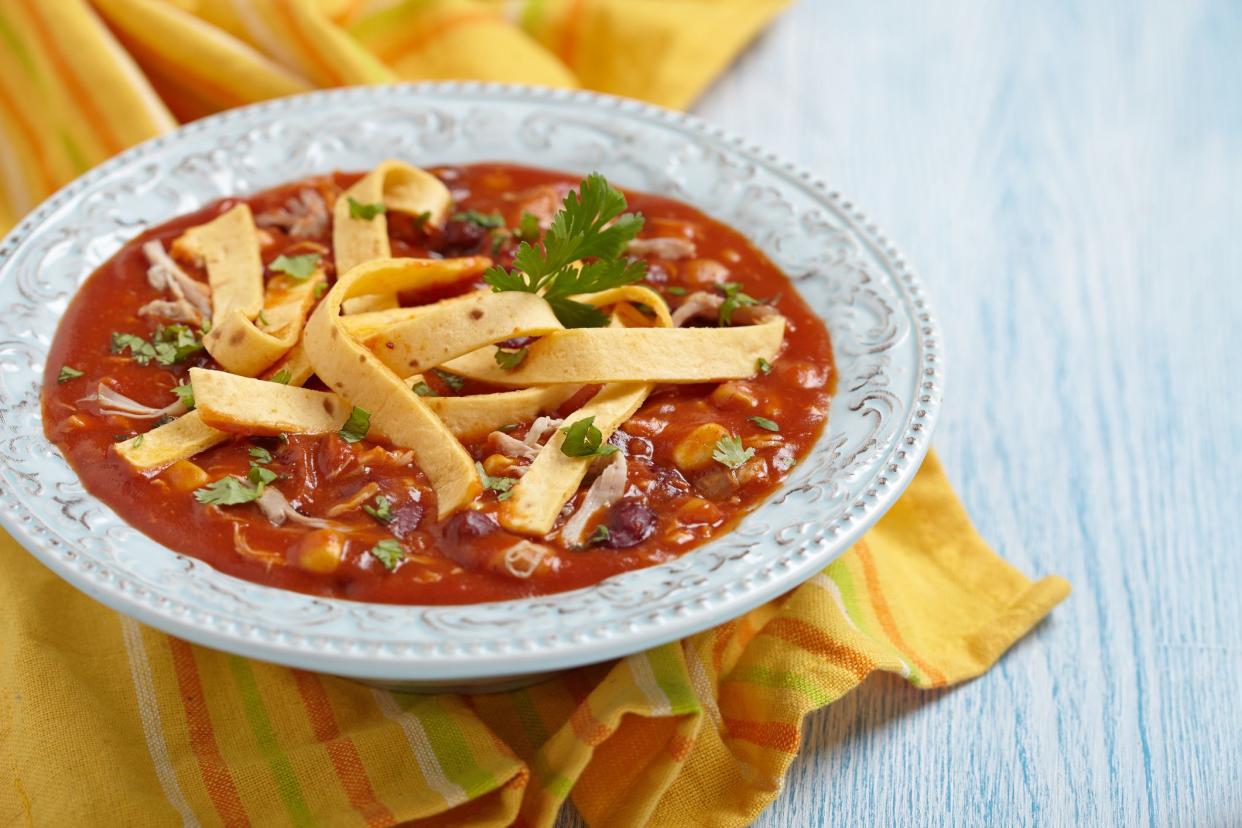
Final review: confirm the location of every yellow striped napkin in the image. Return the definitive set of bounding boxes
[0,2,1070,825]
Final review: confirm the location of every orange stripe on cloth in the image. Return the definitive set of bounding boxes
[291,670,395,827]
[272,0,344,86]
[0,79,56,194]
[167,638,250,827]
[557,0,586,66]
[107,25,251,112]
[760,617,874,679]
[854,539,949,686]
[16,0,121,154]
[721,717,800,752]
[371,10,498,63]
[568,704,612,747]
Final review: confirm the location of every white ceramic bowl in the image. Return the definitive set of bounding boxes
[0,84,941,690]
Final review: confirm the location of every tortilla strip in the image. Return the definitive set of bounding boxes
[369,291,563,374]
[303,257,489,518]
[203,269,327,376]
[334,160,453,313]
[424,385,580,440]
[432,316,785,386]
[263,342,316,386]
[114,411,227,474]
[499,381,651,536]
[191,368,354,436]
[173,203,263,320]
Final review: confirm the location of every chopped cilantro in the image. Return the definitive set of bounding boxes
[588,525,610,545]
[476,462,516,500]
[270,369,292,385]
[560,416,619,458]
[411,380,438,397]
[756,357,772,375]
[514,211,541,243]
[247,463,277,487]
[453,210,505,228]
[412,210,432,228]
[256,310,269,327]
[57,365,84,383]
[111,325,204,366]
[110,332,155,364]
[338,406,370,443]
[717,282,760,326]
[362,494,393,523]
[248,446,273,464]
[489,231,508,256]
[493,346,528,370]
[665,285,687,296]
[194,476,264,505]
[369,538,405,570]
[270,252,320,280]
[314,282,327,299]
[171,382,195,410]
[483,173,647,328]
[432,369,465,392]
[348,197,386,220]
[132,433,144,449]
[748,415,780,432]
[712,434,754,470]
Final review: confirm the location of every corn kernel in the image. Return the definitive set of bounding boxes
[292,529,344,574]
[162,460,209,492]
[482,453,515,476]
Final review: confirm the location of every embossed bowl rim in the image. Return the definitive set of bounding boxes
[0,83,941,681]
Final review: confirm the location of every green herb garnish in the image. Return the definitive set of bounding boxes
[194,476,264,505]
[270,369,292,385]
[111,325,204,366]
[132,433,144,449]
[712,435,754,470]
[248,446,272,464]
[432,369,465,392]
[494,347,528,370]
[369,538,405,570]
[476,462,516,500]
[756,357,772,375]
[411,381,438,397]
[314,282,327,299]
[57,365,84,383]
[256,310,269,327]
[748,416,780,432]
[247,463,277,487]
[588,525,611,545]
[559,416,619,458]
[665,285,687,296]
[483,173,646,328]
[348,197,386,220]
[269,253,321,280]
[717,282,759,326]
[338,406,371,443]
[514,211,541,243]
[171,382,195,410]
[453,210,505,228]
[362,494,393,523]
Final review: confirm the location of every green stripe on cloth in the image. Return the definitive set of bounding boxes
[729,665,834,706]
[395,695,499,799]
[0,9,38,79]
[227,656,315,827]
[644,645,699,715]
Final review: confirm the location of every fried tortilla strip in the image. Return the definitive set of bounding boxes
[369,291,563,374]
[423,384,580,440]
[115,412,227,474]
[173,203,263,320]
[191,368,354,436]
[304,257,489,518]
[114,345,318,473]
[334,160,453,313]
[432,316,785,386]
[203,269,327,376]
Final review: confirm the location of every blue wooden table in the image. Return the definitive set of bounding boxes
[570,1,1242,824]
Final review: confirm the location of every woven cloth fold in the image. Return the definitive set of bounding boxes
[0,2,1069,825]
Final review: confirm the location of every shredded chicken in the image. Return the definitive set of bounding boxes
[255,487,336,529]
[672,291,723,326]
[488,430,539,460]
[502,540,552,579]
[560,453,628,546]
[356,445,415,468]
[80,383,186,420]
[626,237,697,260]
[231,523,283,568]
[523,416,564,447]
[137,298,200,323]
[142,240,212,321]
[255,189,329,239]
[671,291,779,326]
[324,482,381,517]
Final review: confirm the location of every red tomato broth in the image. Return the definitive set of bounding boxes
[41,163,835,605]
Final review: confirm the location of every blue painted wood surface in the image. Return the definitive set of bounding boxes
[562,0,1242,824]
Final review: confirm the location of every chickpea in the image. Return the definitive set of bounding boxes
[672,423,731,472]
[162,460,209,493]
[710,381,760,411]
[291,529,344,574]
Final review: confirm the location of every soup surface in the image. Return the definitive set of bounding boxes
[41,163,834,604]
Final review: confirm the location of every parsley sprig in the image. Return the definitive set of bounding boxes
[111,324,204,366]
[712,435,754,470]
[560,416,619,458]
[483,174,647,328]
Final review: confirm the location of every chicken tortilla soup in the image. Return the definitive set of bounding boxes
[42,162,834,605]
